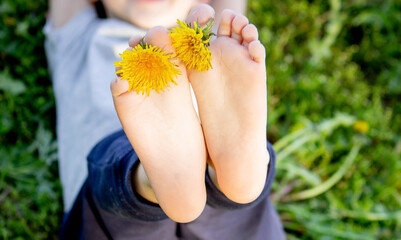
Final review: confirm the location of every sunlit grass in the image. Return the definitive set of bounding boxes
[1,0,400,239]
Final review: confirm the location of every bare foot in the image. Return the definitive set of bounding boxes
[189,10,270,203]
[111,26,206,223]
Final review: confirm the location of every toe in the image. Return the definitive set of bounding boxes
[241,24,258,47]
[248,40,266,63]
[128,36,143,48]
[186,3,215,28]
[217,9,236,37]
[110,77,129,97]
[144,26,175,54]
[231,14,249,43]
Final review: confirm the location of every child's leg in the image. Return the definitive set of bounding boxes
[189,10,269,204]
[110,6,214,222]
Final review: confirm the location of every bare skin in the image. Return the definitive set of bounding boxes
[209,0,246,27]
[189,9,270,204]
[49,0,266,225]
[110,5,218,223]
[49,0,246,29]
[112,4,269,221]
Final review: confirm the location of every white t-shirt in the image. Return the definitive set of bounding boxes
[44,7,146,211]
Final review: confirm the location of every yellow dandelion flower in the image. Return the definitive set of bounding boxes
[353,120,369,134]
[114,42,181,96]
[169,18,214,72]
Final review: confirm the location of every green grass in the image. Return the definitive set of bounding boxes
[1,0,400,239]
[1,1,61,239]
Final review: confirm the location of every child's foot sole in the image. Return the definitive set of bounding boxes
[111,26,207,223]
[190,10,269,204]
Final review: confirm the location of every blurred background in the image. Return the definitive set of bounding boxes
[0,0,400,239]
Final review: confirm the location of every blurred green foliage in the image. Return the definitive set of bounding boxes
[0,0,400,239]
[0,0,61,239]
[248,0,401,239]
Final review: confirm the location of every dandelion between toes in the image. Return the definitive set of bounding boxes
[169,18,214,72]
[111,6,269,222]
[114,41,181,96]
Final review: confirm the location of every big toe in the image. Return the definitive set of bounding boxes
[186,3,215,28]
[144,26,175,54]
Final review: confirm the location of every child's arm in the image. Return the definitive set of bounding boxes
[49,0,90,27]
